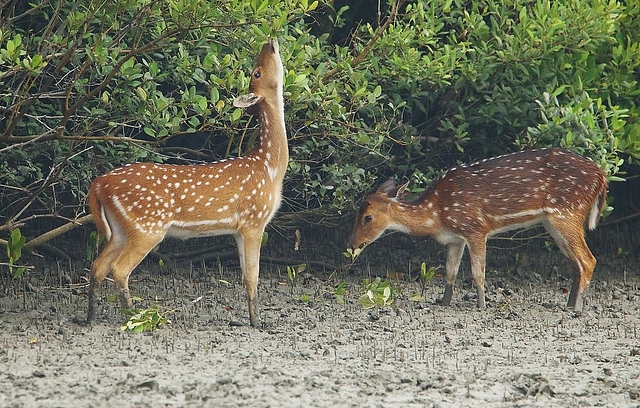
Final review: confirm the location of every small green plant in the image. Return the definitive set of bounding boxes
[343,247,362,262]
[86,231,104,261]
[617,247,629,259]
[420,262,436,281]
[7,229,26,279]
[286,263,306,295]
[121,305,171,332]
[358,277,395,309]
[419,262,437,296]
[334,281,348,304]
[544,240,557,253]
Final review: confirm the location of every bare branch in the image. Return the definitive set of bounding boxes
[0,128,62,153]
[23,214,93,251]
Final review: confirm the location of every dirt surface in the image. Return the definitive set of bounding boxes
[1,228,639,407]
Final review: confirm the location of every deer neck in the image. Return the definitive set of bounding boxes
[389,196,442,236]
[251,99,288,182]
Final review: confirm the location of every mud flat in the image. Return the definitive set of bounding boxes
[1,235,639,407]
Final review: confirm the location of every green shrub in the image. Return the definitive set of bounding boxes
[0,0,638,245]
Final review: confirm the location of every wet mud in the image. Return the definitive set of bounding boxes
[1,229,639,407]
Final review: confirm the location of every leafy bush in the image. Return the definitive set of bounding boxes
[286,0,639,213]
[0,0,638,252]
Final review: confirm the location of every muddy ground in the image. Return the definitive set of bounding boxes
[1,224,639,407]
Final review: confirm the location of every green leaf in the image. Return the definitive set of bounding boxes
[565,130,573,145]
[210,87,219,103]
[551,85,566,97]
[198,96,208,111]
[8,229,26,262]
[136,87,147,101]
[12,267,26,279]
[149,61,158,77]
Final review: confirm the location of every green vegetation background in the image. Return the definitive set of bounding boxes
[1,0,639,248]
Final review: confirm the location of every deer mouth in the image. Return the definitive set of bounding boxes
[267,38,279,53]
[346,242,368,261]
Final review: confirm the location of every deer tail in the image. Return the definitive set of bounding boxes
[588,180,608,231]
[88,183,112,241]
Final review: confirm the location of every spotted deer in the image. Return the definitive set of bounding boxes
[349,148,608,312]
[87,39,287,327]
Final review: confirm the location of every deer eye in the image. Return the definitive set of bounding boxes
[254,70,261,79]
[364,214,373,224]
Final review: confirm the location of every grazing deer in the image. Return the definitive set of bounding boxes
[87,39,287,327]
[349,148,608,312]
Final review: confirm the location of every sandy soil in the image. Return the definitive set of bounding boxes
[1,229,639,407]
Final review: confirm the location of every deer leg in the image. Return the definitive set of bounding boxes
[466,237,488,310]
[87,239,123,323]
[570,244,596,312]
[442,241,466,306]
[568,277,581,311]
[108,235,162,310]
[543,219,596,312]
[236,230,263,327]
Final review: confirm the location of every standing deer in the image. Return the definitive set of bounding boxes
[349,148,608,312]
[87,39,287,327]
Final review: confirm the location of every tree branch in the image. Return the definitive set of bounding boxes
[22,214,93,251]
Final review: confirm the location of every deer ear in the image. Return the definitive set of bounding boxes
[377,179,408,198]
[233,93,263,108]
[395,181,409,197]
[377,180,398,195]
[381,181,408,199]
